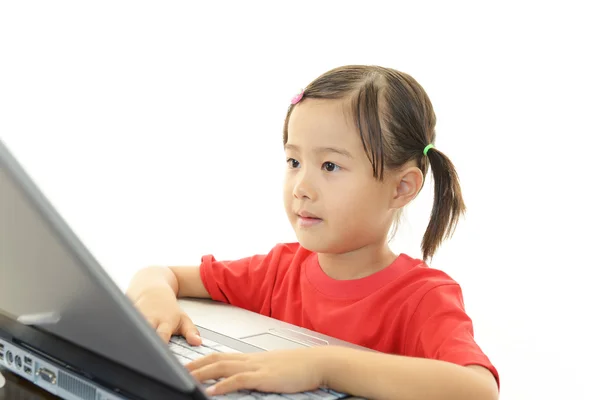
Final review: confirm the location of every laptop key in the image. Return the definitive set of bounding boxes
[323,389,347,398]
[181,347,204,360]
[199,338,220,348]
[197,346,219,355]
[170,335,191,345]
[304,389,341,399]
[174,354,192,364]
[169,343,190,357]
[249,394,288,399]
[212,345,242,353]
[278,394,313,400]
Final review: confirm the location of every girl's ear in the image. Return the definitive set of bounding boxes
[390,166,424,209]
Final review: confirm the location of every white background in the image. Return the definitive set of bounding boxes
[1,1,599,399]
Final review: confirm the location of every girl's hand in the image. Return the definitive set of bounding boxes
[185,347,327,395]
[128,286,202,346]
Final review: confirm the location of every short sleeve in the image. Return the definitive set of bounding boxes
[200,243,297,315]
[404,283,500,388]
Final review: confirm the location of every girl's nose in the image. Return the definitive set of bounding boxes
[293,171,316,200]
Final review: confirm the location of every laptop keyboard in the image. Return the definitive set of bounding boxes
[168,335,349,399]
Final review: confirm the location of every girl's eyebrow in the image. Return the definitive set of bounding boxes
[315,146,354,159]
[284,144,354,159]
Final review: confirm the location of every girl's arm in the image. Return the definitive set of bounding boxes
[127,265,211,300]
[321,346,498,400]
[188,345,499,400]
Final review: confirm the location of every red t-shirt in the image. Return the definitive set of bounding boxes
[200,242,499,386]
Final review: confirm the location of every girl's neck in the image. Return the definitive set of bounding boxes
[317,242,397,280]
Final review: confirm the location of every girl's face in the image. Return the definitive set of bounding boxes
[283,98,399,254]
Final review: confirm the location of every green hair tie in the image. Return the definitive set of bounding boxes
[423,143,435,156]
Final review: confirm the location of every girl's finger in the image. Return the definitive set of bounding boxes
[147,317,159,329]
[155,321,173,343]
[205,372,261,396]
[189,360,255,383]
[178,314,203,346]
[185,353,246,371]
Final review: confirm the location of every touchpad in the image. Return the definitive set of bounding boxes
[242,333,307,350]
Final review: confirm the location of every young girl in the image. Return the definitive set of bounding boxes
[126,65,499,400]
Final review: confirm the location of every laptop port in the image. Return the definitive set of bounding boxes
[37,367,57,385]
[24,356,32,366]
[0,343,4,351]
[0,352,4,361]
[15,355,22,369]
[6,351,13,365]
[24,366,32,375]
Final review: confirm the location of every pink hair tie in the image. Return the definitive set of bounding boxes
[291,89,304,105]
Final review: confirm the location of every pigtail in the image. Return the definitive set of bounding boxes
[421,148,466,261]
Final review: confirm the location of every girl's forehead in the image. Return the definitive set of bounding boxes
[288,98,360,146]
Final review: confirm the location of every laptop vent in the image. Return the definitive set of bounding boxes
[58,370,97,400]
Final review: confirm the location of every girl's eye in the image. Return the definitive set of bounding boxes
[322,162,340,172]
[287,158,300,168]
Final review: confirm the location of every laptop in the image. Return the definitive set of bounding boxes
[0,138,368,400]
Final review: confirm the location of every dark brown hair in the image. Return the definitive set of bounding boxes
[283,65,466,261]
